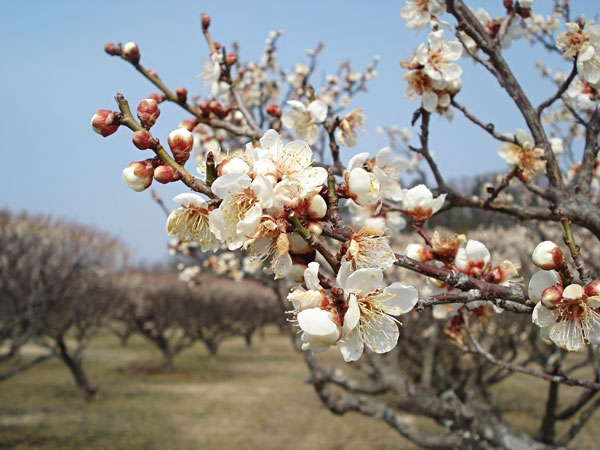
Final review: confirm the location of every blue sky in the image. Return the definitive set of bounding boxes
[1,1,597,263]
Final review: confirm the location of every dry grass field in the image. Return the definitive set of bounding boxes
[0,327,597,449]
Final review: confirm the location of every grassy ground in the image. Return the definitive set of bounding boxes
[0,329,597,449]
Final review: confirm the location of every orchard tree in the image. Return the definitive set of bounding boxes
[0,211,125,400]
[93,1,600,447]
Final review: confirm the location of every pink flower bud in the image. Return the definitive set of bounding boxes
[584,280,600,298]
[132,130,154,150]
[178,119,198,131]
[541,285,563,309]
[201,14,211,30]
[216,157,250,176]
[154,165,176,184]
[149,93,166,104]
[209,100,222,115]
[168,128,194,164]
[104,43,120,56]
[307,195,327,220]
[91,109,120,137]
[147,69,160,79]
[122,161,153,192]
[226,53,237,66]
[198,101,211,115]
[176,87,187,103]
[532,241,565,270]
[122,42,140,64]
[266,103,281,118]
[137,99,160,129]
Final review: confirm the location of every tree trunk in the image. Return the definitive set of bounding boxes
[55,334,96,401]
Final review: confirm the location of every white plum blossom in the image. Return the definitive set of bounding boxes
[346,152,382,207]
[281,100,328,145]
[372,147,410,201]
[530,272,600,351]
[253,129,327,192]
[401,0,446,30]
[557,22,600,85]
[336,262,419,362]
[336,109,365,147]
[209,173,274,250]
[201,52,230,98]
[399,184,446,222]
[344,200,406,234]
[566,77,599,109]
[416,30,463,84]
[166,193,219,252]
[342,227,397,272]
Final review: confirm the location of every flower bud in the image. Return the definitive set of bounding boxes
[307,222,323,236]
[137,99,160,129]
[216,157,250,176]
[176,87,187,103]
[307,195,327,220]
[168,128,194,164]
[132,130,154,150]
[149,93,166,104]
[201,14,211,30]
[532,241,565,270]
[226,53,237,66]
[541,285,563,309]
[154,165,177,184]
[178,119,198,131]
[104,42,120,56]
[405,243,432,262]
[147,69,160,79]
[198,101,211,115]
[209,100,222,115]
[122,42,140,64]
[122,161,153,192]
[266,103,281,118]
[584,280,600,298]
[91,109,120,137]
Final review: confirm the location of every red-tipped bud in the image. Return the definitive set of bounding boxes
[148,93,166,104]
[147,69,160,79]
[541,285,563,309]
[584,280,600,298]
[122,42,140,64]
[532,241,565,270]
[214,42,221,50]
[104,42,120,56]
[137,98,160,129]
[266,103,281,118]
[91,109,120,137]
[178,119,198,131]
[503,0,513,9]
[154,165,177,184]
[198,101,211,115]
[209,100,222,115]
[176,87,188,103]
[132,130,154,150]
[122,161,153,192]
[307,222,323,236]
[201,14,211,30]
[226,52,237,66]
[405,243,433,262]
[168,128,194,164]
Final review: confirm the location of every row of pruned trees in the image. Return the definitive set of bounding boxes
[0,210,283,399]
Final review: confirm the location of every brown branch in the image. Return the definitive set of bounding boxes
[560,213,592,283]
[416,291,533,314]
[461,310,600,390]
[288,213,340,273]
[556,394,600,445]
[451,100,514,143]
[536,61,577,115]
[114,93,216,199]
